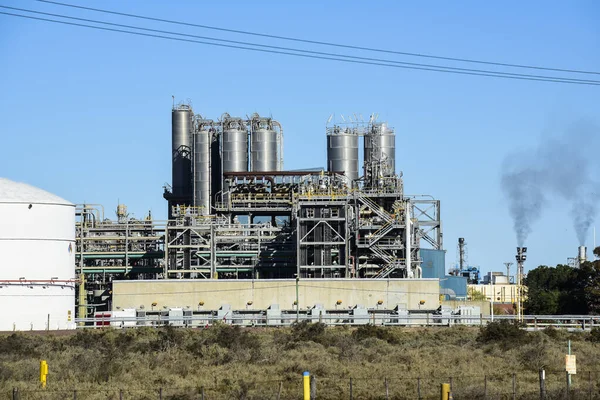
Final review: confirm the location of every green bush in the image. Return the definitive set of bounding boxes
[289,321,327,344]
[588,327,600,343]
[542,325,564,340]
[351,324,400,344]
[477,320,528,347]
[0,333,40,358]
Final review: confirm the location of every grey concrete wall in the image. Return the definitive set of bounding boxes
[112,279,440,311]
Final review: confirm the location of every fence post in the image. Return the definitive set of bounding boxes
[589,371,592,400]
[512,373,516,400]
[120,389,123,400]
[484,375,487,399]
[385,377,389,400]
[12,388,19,400]
[159,387,163,400]
[73,390,77,400]
[200,386,205,400]
[349,378,353,400]
[417,377,421,400]
[539,368,546,400]
[277,381,283,400]
[311,375,317,399]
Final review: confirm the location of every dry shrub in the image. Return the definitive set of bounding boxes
[589,327,600,343]
[477,320,529,348]
[1,324,600,399]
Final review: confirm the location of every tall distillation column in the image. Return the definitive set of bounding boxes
[194,119,212,215]
[165,104,194,217]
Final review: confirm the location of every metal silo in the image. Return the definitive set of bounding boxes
[222,117,248,173]
[194,126,212,215]
[364,122,395,176]
[251,115,280,172]
[327,127,359,184]
[172,105,193,197]
[251,128,278,171]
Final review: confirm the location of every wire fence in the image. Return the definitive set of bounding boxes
[8,370,600,399]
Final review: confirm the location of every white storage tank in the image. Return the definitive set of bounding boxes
[0,178,76,331]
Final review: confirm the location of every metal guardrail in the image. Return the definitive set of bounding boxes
[74,313,600,330]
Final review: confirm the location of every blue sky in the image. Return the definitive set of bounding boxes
[1,1,599,275]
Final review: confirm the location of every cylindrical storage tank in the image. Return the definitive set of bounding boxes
[252,128,279,171]
[327,132,359,183]
[194,129,212,215]
[172,106,193,197]
[364,123,395,176]
[222,128,248,172]
[0,178,76,331]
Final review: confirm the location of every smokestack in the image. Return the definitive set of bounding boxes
[578,245,587,264]
[515,247,527,321]
[458,238,465,270]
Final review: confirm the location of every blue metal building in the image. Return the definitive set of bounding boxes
[419,248,467,300]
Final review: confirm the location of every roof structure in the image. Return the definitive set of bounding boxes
[0,178,73,205]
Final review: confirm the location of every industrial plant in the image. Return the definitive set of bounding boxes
[5,100,510,330]
[72,101,453,323]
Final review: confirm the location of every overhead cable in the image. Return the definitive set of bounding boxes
[1,11,599,86]
[2,5,599,84]
[35,0,600,76]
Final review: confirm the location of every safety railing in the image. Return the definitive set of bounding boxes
[74,313,600,330]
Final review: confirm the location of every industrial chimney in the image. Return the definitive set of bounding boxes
[578,245,587,265]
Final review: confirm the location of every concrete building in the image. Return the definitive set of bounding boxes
[112,278,441,311]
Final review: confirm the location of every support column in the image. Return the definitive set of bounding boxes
[405,200,412,277]
[210,224,216,278]
[78,274,87,324]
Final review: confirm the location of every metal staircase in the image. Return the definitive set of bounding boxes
[356,192,403,278]
[357,193,394,224]
[372,261,400,279]
[369,244,399,279]
[367,221,395,245]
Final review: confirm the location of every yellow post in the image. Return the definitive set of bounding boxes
[440,383,450,400]
[40,360,48,388]
[303,371,310,400]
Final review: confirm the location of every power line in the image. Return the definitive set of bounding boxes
[1,11,599,86]
[3,5,599,85]
[35,0,600,76]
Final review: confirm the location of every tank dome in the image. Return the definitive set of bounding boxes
[0,178,73,205]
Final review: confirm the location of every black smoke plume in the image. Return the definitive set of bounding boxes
[501,121,599,246]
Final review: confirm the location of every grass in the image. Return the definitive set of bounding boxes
[1,322,599,399]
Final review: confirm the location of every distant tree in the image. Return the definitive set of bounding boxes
[525,254,600,315]
[468,287,487,301]
[576,260,600,314]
